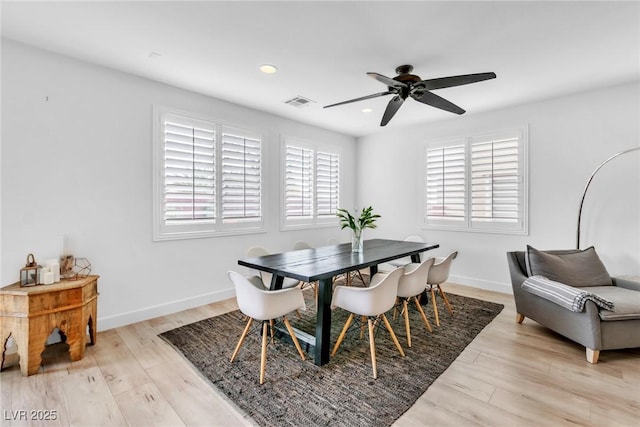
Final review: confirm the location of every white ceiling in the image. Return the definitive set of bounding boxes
[2,1,639,137]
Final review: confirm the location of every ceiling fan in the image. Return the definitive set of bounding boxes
[324,65,496,126]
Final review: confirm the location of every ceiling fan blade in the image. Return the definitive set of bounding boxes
[380,95,405,126]
[411,90,466,115]
[367,72,408,89]
[416,72,496,91]
[324,90,395,108]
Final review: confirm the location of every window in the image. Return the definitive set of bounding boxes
[153,106,263,240]
[282,138,340,229]
[221,127,262,224]
[424,127,528,234]
[316,151,340,217]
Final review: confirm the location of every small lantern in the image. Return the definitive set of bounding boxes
[20,253,41,286]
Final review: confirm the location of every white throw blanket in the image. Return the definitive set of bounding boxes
[522,275,615,312]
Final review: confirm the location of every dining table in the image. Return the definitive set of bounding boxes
[238,238,439,366]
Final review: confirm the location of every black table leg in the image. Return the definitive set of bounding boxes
[270,274,284,290]
[411,253,421,263]
[314,277,333,365]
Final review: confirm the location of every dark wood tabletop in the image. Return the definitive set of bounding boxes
[238,238,439,284]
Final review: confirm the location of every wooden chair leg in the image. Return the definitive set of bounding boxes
[403,299,412,347]
[382,314,405,357]
[430,287,440,326]
[332,313,354,356]
[260,321,268,385]
[586,348,600,364]
[515,313,525,324]
[438,285,453,315]
[230,317,253,362]
[359,315,367,339]
[368,318,378,379]
[414,296,433,333]
[269,319,275,343]
[393,297,399,320]
[282,315,305,361]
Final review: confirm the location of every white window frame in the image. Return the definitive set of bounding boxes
[281,136,341,230]
[153,106,265,241]
[422,126,529,235]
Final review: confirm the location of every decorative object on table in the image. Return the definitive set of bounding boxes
[20,253,42,287]
[45,259,61,282]
[336,206,381,252]
[60,234,76,279]
[72,257,92,279]
[60,255,75,279]
[38,265,55,285]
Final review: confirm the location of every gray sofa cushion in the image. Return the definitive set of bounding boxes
[577,286,640,321]
[525,245,612,287]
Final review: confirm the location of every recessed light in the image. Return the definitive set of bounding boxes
[362,108,373,113]
[260,64,278,74]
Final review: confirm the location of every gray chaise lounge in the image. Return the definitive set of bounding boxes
[507,247,640,363]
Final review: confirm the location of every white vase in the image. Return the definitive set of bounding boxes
[351,230,363,253]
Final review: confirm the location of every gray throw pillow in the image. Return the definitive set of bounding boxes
[525,245,612,287]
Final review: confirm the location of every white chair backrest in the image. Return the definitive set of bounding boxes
[333,267,404,317]
[293,241,312,251]
[398,258,435,298]
[369,267,405,314]
[246,246,272,287]
[228,270,305,320]
[229,271,265,319]
[404,235,425,243]
[428,251,458,285]
[247,246,270,257]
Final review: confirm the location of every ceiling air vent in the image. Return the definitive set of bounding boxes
[284,95,315,108]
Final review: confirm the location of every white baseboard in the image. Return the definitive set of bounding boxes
[97,276,511,332]
[449,274,513,295]
[99,287,236,331]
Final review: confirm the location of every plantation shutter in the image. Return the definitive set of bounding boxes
[471,137,520,224]
[163,117,216,223]
[425,144,466,222]
[221,129,262,223]
[316,151,340,217]
[285,145,314,219]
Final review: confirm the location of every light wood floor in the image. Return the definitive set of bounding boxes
[1,283,638,426]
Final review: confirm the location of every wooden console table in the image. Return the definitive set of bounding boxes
[0,275,99,376]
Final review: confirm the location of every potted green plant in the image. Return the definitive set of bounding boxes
[336,206,381,252]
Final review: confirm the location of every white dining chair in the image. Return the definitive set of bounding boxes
[396,258,435,347]
[246,246,301,289]
[228,271,306,384]
[293,241,312,251]
[331,267,406,379]
[427,251,458,326]
[379,235,425,273]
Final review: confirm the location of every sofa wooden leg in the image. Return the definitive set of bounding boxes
[586,348,600,364]
[515,313,525,324]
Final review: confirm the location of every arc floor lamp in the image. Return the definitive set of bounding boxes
[576,146,640,249]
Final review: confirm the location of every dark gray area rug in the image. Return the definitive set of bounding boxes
[160,292,503,427]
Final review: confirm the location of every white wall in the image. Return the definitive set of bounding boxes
[1,40,357,329]
[357,82,640,292]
